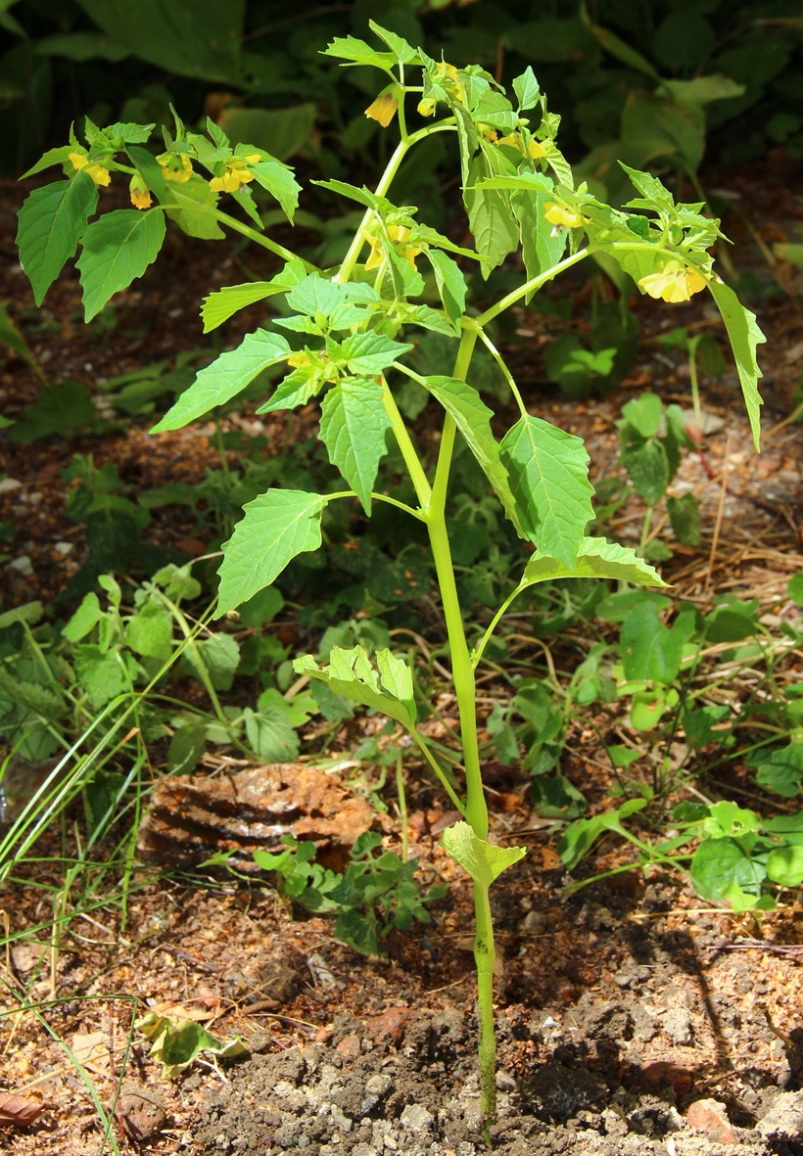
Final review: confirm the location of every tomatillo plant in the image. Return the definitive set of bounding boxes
[16,22,764,1127]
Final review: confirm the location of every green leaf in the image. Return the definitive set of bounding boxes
[77,208,166,321]
[500,416,594,564]
[124,601,173,660]
[620,603,696,683]
[74,645,129,708]
[74,0,245,84]
[513,184,567,284]
[339,332,412,375]
[621,439,668,506]
[163,178,225,240]
[249,158,301,222]
[667,492,700,545]
[520,537,666,588]
[319,380,391,513]
[217,490,328,613]
[295,645,416,729]
[690,836,766,903]
[0,602,44,631]
[167,722,206,775]
[322,34,397,73]
[218,104,315,162]
[751,742,803,798]
[766,844,803,888]
[19,146,75,180]
[706,279,765,451]
[512,66,540,110]
[420,375,522,533]
[441,821,526,889]
[151,330,291,431]
[621,392,663,437]
[200,282,281,332]
[426,250,467,331]
[243,702,300,762]
[191,633,240,691]
[464,153,520,277]
[557,798,649,869]
[16,176,99,305]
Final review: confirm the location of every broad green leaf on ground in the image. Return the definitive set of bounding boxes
[295,645,416,729]
[217,490,328,613]
[620,602,696,683]
[620,439,668,506]
[520,537,666,589]
[319,380,391,513]
[136,1013,248,1079]
[766,845,803,888]
[16,175,98,305]
[124,601,173,661]
[426,250,467,331]
[151,330,290,431]
[500,416,594,564]
[464,154,520,277]
[690,836,766,903]
[706,279,764,450]
[750,742,803,798]
[77,208,166,321]
[242,702,300,762]
[421,376,522,534]
[201,282,285,332]
[441,821,526,889]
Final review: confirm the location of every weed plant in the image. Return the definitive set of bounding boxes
[14,22,766,1125]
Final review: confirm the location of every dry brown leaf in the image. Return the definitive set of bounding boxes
[0,1092,43,1128]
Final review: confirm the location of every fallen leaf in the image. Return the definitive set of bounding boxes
[0,1093,43,1128]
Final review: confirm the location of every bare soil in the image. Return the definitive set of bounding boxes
[1,166,803,1156]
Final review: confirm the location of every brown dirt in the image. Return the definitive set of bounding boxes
[1,167,803,1156]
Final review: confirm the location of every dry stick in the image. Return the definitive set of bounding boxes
[703,432,732,596]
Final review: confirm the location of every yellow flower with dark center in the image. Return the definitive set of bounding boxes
[638,262,708,303]
[68,151,111,187]
[157,152,193,183]
[209,156,261,194]
[363,225,423,271]
[544,202,585,229]
[365,91,398,127]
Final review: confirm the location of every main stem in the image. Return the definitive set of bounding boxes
[428,325,498,1122]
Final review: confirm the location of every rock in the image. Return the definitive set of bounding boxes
[756,1089,803,1143]
[686,1098,737,1144]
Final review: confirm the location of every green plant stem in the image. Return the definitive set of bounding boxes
[473,879,498,1127]
[381,382,432,507]
[475,248,591,327]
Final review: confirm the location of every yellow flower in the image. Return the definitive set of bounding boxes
[129,174,152,210]
[68,151,111,187]
[417,97,436,118]
[544,202,585,229]
[365,91,398,128]
[209,158,257,193]
[363,225,423,271]
[157,152,193,183]
[527,139,547,160]
[638,262,708,303]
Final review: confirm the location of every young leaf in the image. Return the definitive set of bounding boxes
[217,490,328,613]
[690,836,766,904]
[500,416,594,564]
[77,208,166,321]
[339,332,413,374]
[441,821,526,889]
[319,379,391,513]
[520,537,666,589]
[136,1013,248,1079]
[512,66,540,110]
[151,330,291,431]
[706,279,765,451]
[16,176,99,305]
[295,645,416,729]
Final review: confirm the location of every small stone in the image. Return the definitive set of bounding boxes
[400,1103,434,1134]
[661,1007,694,1046]
[7,556,33,576]
[687,1098,736,1144]
[336,1033,362,1059]
[0,478,22,493]
[369,1006,409,1046]
[756,1090,803,1141]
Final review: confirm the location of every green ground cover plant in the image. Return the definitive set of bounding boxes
[14,20,764,1127]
